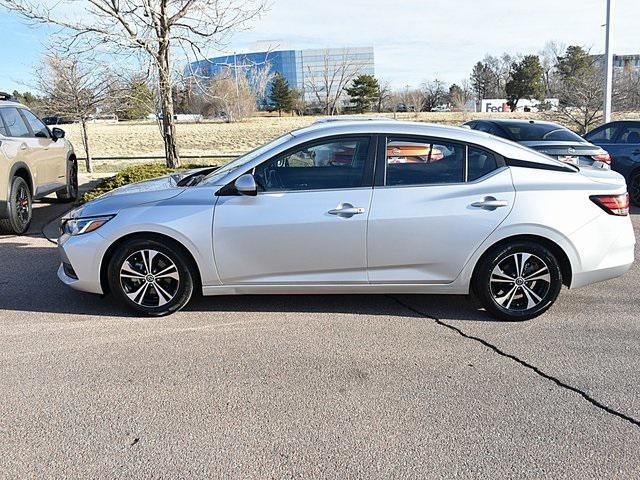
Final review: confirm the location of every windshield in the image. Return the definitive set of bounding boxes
[201,133,293,184]
[504,123,584,142]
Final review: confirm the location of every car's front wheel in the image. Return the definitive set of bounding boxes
[0,176,32,235]
[108,238,195,316]
[473,241,562,321]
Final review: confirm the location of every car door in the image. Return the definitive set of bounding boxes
[367,136,515,283]
[19,109,66,192]
[213,135,375,285]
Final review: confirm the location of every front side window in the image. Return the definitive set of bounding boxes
[254,137,371,192]
[21,110,50,138]
[619,126,640,144]
[0,107,31,138]
[385,138,464,186]
[586,125,619,142]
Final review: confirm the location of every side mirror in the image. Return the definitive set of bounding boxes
[234,173,258,196]
[51,127,65,141]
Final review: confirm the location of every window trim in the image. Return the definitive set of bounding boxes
[220,134,378,196]
[375,134,506,188]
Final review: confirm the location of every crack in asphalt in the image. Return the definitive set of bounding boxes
[389,295,640,430]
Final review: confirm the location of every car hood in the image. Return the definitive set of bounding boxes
[69,174,187,218]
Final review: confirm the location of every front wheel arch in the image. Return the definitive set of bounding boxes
[471,234,573,291]
[100,232,202,296]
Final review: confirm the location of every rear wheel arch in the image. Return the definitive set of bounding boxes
[471,234,573,289]
[100,232,202,296]
[10,163,33,195]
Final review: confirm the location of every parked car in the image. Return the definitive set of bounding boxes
[0,92,78,234]
[584,121,640,206]
[58,120,634,320]
[42,116,74,126]
[463,119,611,167]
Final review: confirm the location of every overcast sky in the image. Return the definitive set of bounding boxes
[1,0,638,92]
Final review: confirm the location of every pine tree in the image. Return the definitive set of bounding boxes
[269,73,293,117]
[505,55,546,111]
[345,75,380,114]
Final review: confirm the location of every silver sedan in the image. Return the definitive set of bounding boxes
[58,120,635,320]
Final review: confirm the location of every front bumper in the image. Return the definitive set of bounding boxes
[57,231,106,294]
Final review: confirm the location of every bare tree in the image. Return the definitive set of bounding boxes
[304,49,364,115]
[34,53,119,172]
[376,79,392,113]
[400,86,424,117]
[539,41,565,97]
[421,79,447,111]
[0,0,266,168]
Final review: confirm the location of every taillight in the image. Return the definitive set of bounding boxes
[592,150,612,164]
[590,193,629,216]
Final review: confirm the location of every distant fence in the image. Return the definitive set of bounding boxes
[76,153,242,162]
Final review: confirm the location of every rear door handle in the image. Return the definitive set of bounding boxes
[633,149,640,155]
[328,203,365,218]
[20,143,28,150]
[471,196,509,210]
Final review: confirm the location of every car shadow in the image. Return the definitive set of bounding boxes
[0,234,494,321]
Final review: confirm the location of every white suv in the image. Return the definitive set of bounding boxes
[0,93,78,234]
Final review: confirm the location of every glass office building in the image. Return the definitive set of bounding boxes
[188,47,375,102]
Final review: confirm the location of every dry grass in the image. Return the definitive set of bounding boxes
[65,111,640,173]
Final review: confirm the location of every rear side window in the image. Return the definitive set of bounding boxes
[385,138,464,186]
[468,147,499,181]
[21,109,50,138]
[0,107,31,138]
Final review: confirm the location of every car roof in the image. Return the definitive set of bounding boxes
[288,119,569,168]
[479,119,564,128]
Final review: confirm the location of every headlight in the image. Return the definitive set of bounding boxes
[62,216,114,236]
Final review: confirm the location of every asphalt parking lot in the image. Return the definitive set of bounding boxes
[1,199,639,479]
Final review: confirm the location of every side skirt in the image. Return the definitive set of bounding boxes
[202,283,470,296]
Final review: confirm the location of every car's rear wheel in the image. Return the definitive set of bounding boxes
[0,177,32,235]
[108,238,195,316]
[473,241,562,321]
[629,170,640,207]
[56,158,78,202]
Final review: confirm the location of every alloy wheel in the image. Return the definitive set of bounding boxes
[15,185,30,226]
[489,252,551,311]
[119,249,180,307]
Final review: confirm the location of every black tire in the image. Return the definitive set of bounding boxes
[107,238,195,316]
[629,170,640,207]
[56,158,78,202]
[473,241,562,321]
[0,176,32,235]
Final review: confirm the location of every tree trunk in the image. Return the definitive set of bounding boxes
[80,119,92,173]
[158,43,180,168]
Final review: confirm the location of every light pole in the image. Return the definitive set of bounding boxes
[603,0,614,124]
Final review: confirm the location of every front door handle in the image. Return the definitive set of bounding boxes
[328,203,365,218]
[20,143,28,150]
[633,149,640,155]
[471,196,509,210]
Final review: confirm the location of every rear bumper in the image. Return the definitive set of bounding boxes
[569,213,636,289]
[0,200,7,219]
